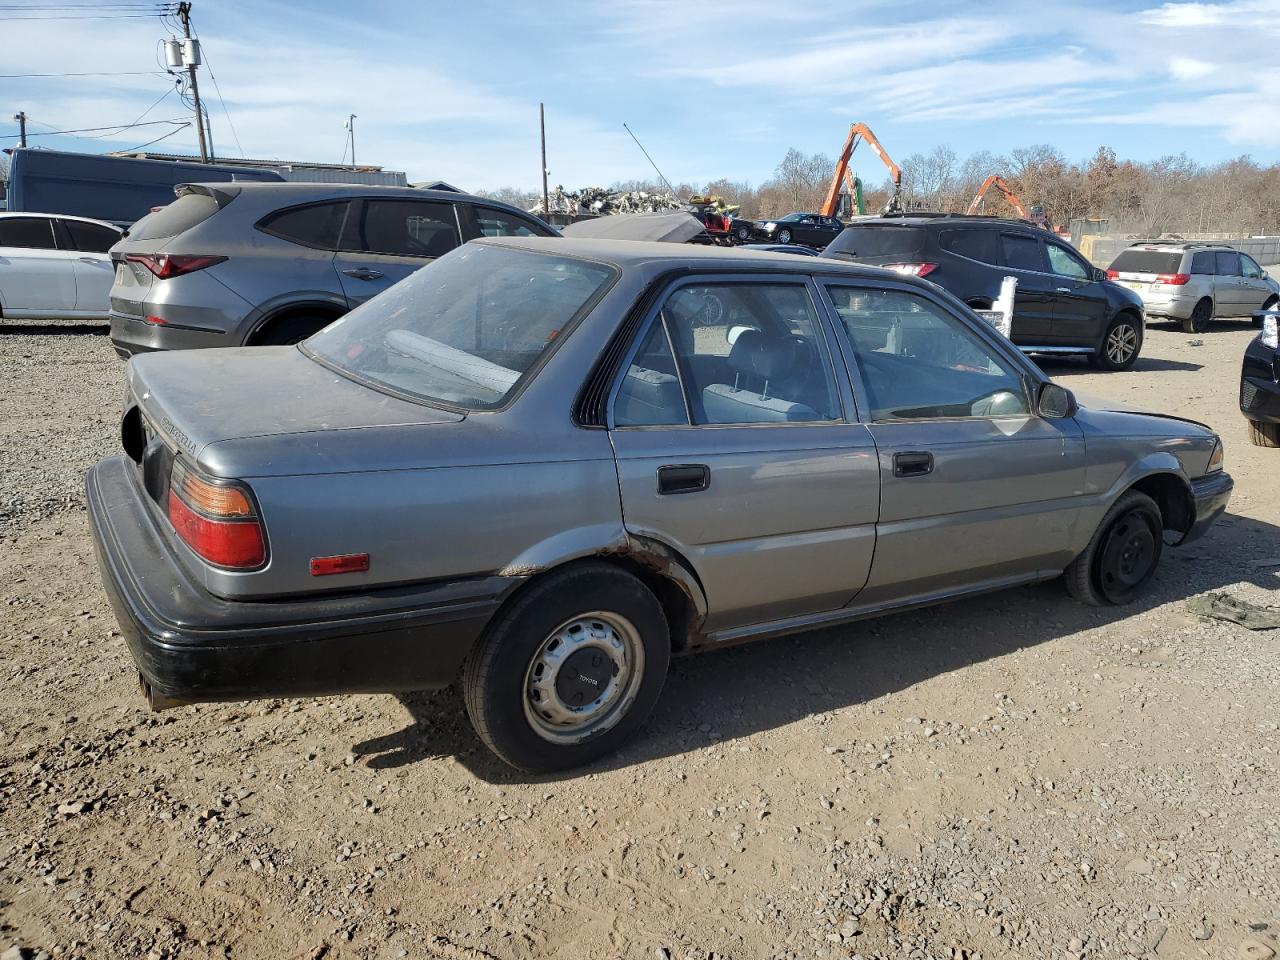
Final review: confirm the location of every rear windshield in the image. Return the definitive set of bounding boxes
[127,192,223,241]
[824,226,923,260]
[305,244,616,410]
[1109,249,1183,274]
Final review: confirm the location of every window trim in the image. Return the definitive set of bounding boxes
[817,278,1038,425]
[605,272,851,431]
[998,231,1049,275]
[255,199,352,251]
[1044,240,1091,281]
[337,197,463,259]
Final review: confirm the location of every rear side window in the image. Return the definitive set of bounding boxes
[825,226,923,259]
[1190,252,1214,274]
[258,201,349,249]
[62,220,120,253]
[1215,251,1240,276]
[1110,249,1184,274]
[474,207,545,238]
[342,199,459,258]
[1000,234,1045,272]
[939,229,998,263]
[128,192,222,241]
[0,217,58,249]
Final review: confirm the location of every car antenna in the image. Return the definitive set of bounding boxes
[622,121,714,243]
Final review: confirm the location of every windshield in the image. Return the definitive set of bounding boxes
[305,243,616,409]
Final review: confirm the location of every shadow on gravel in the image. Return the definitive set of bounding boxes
[1033,355,1203,375]
[0,322,108,335]
[351,510,1279,783]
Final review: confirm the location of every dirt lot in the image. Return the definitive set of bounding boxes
[1,318,1278,960]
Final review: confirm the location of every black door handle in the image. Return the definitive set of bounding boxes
[893,451,933,478]
[342,268,385,281]
[657,464,710,495]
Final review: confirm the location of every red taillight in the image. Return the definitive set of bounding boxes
[167,461,266,569]
[145,314,167,326]
[1155,273,1190,285]
[310,554,370,577]
[1106,269,1119,280]
[126,253,227,279]
[885,262,938,278]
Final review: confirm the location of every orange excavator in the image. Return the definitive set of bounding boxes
[966,174,1029,218]
[820,122,903,218]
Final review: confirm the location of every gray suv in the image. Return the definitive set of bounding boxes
[107,182,555,357]
[1107,242,1279,333]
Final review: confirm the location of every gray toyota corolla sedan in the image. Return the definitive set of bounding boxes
[88,238,1233,772]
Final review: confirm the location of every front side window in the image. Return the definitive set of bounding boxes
[1242,254,1264,279]
[0,217,57,250]
[306,244,615,409]
[1000,233,1045,273]
[62,220,120,253]
[474,207,544,238]
[258,201,348,249]
[342,199,459,258]
[616,282,840,426]
[1215,251,1241,276]
[826,286,1029,421]
[1045,243,1089,280]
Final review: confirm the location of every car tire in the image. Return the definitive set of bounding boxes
[1182,298,1212,334]
[252,314,337,346]
[1247,419,1280,447]
[736,225,752,242]
[776,229,792,244]
[1089,313,1142,371]
[462,562,670,773]
[1064,490,1164,606]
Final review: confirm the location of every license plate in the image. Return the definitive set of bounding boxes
[1124,281,1146,292]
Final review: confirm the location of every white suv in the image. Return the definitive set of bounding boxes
[1107,242,1279,333]
[0,212,122,320]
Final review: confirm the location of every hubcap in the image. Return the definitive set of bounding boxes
[523,612,644,744]
[1106,323,1138,364]
[778,230,791,243]
[1099,510,1157,599]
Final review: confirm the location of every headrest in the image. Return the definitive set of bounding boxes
[727,329,799,382]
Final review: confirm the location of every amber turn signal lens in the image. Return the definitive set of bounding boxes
[174,465,254,518]
[1208,440,1224,472]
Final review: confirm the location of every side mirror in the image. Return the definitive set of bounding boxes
[1093,267,1107,282]
[1038,382,1077,419]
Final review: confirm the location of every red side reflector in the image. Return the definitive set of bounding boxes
[1155,272,1191,285]
[145,314,167,325]
[310,554,370,576]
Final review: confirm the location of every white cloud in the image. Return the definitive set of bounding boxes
[1169,57,1216,80]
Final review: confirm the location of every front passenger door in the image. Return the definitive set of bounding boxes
[1044,240,1107,344]
[823,282,1085,604]
[334,198,461,306]
[1240,254,1273,313]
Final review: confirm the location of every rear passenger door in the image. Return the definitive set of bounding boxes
[1044,239,1107,344]
[334,198,461,306]
[608,275,880,634]
[997,231,1055,342]
[1213,250,1244,315]
[0,216,78,314]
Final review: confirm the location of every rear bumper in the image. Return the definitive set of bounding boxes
[1182,471,1234,544]
[109,311,235,358]
[87,455,517,706]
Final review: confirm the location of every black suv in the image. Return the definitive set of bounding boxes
[822,215,1146,370]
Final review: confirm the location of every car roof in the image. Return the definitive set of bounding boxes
[851,214,1044,230]
[1124,241,1231,251]
[0,211,120,230]
[475,235,914,281]
[178,181,536,216]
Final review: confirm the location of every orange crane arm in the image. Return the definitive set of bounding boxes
[820,122,902,218]
[966,174,1028,218]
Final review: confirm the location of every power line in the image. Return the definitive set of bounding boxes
[0,70,168,78]
[115,121,189,153]
[195,38,244,158]
[0,117,189,139]
[0,13,176,21]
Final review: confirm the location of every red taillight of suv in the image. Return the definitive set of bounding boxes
[885,262,937,278]
[166,460,267,569]
[1154,273,1191,285]
[1106,268,1119,280]
[125,253,227,280]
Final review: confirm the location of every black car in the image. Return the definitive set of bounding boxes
[821,215,1146,371]
[754,212,843,248]
[729,216,756,243]
[1241,309,1280,446]
[740,243,819,256]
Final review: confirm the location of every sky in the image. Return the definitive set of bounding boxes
[4,0,1280,195]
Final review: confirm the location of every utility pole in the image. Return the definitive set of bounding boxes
[176,2,208,162]
[540,103,549,217]
[346,114,356,169]
[13,111,26,148]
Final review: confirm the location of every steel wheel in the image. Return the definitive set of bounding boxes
[776,228,792,244]
[1096,508,1160,603]
[523,611,645,745]
[1105,321,1139,365]
[736,225,751,242]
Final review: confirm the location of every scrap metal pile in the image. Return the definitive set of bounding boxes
[529,186,683,217]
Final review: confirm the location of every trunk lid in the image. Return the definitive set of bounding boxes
[126,346,463,473]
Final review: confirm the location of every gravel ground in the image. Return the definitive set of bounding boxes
[1,317,1277,960]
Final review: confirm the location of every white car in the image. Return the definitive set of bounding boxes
[0,212,122,320]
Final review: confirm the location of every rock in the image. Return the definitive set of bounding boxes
[56,800,88,817]
[1239,940,1276,960]
[1124,858,1152,874]
[656,949,671,960]
[2,947,34,960]
[1192,918,1213,941]
[1148,923,1167,952]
